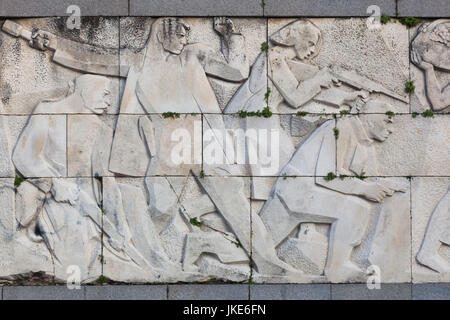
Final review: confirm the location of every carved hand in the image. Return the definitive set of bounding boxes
[29,28,52,51]
[361,182,395,202]
[51,179,80,206]
[214,17,237,38]
[411,50,434,71]
[316,69,338,88]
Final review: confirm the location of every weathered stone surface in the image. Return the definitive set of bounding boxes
[373,115,450,176]
[67,115,115,177]
[109,114,202,177]
[264,0,396,17]
[0,114,14,177]
[130,0,263,17]
[412,178,450,283]
[0,1,128,17]
[0,18,120,115]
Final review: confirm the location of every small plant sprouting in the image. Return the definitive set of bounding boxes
[190,217,204,227]
[380,14,391,24]
[14,176,25,188]
[162,112,180,119]
[324,172,337,181]
[238,107,272,118]
[101,208,106,216]
[355,172,368,181]
[264,87,271,104]
[199,170,205,178]
[385,111,395,119]
[248,273,254,284]
[339,109,350,117]
[282,173,288,180]
[96,275,110,285]
[405,80,415,93]
[398,17,422,28]
[98,254,106,265]
[261,42,269,53]
[339,174,349,180]
[238,110,247,118]
[412,112,419,118]
[333,128,340,140]
[232,239,242,248]
[260,0,266,8]
[297,111,308,117]
[421,109,434,118]
[261,106,272,118]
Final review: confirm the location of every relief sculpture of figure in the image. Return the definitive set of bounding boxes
[227,19,407,118]
[259,100,407,282]
[411,19,450,112]
[416,187,450,273]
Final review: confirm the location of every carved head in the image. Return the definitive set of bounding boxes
[155,18,190,55]
[360,100,394,142]
[74,75,111,114]
[411,19,450,71]
[270,19,322,61]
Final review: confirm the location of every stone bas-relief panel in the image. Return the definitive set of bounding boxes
[412,178,450,283]
[266,18,410,115]
[0,17,449,285]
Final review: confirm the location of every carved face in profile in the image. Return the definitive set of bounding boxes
[422,23,450,70]
[360,100,394,142]
[363,114,394,142]
[157,18,190,55]
[77,75,111,114]
[412,20,450,71]
[270,20,322,61]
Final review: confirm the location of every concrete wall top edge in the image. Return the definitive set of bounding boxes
[0,0,448,18]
